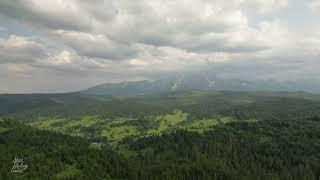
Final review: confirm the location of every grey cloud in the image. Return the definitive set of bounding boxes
[0,36,46,64]
[0,0,99,31]
[0,0,272,55]
[51,31,139,60]
[204,53,320,82]
[0,0,320,93]
[103,0,270,53]
[77,0,118,22]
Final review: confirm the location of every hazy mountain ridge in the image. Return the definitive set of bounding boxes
[82,74,320,96]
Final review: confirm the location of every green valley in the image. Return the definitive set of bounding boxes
[1,90,320,179]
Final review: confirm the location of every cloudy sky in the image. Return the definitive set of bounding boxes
[0,0,320,93]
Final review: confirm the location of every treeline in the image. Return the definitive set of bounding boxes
[179,95,320,120]
[6,97,172,122]
[2,91,320,123]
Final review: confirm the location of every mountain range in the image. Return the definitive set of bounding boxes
[82,74,320,96]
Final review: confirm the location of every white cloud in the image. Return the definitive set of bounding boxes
[0,35,46,64]
[308,0,320,13]
[240,0,288,13]
[0,0,319,93]
[51,30,139,60]
[0,0,284,54]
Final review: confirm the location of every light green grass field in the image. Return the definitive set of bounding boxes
[184,118,220,133]
[28,110,237,156]
[29,116,101,137]
[55,165,79,179]
[29,111,235,140]
[0,127,10,134]
[183,116,234,133]
[101,125,140,142]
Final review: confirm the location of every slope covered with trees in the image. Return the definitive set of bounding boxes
[1,90,320,179]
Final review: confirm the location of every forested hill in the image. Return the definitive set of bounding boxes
[1,90,320,179]
[1,117,319,179]
[1,90,320,119]
[0,120,129,179]
[0,93,98,116]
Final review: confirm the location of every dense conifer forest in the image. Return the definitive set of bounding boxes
[1,91,320,179]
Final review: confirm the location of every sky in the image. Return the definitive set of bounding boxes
[0,0,320,93]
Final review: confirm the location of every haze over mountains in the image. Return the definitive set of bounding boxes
[83,74,320,96]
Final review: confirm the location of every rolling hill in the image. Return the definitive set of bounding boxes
[1,89,320,179]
